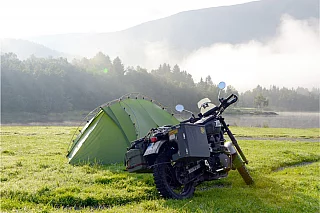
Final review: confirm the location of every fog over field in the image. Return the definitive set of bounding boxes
[144,16,320,91]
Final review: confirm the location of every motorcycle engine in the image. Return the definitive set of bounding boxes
[204,119,231,171]
[208,153,230,172]
[206,120,225,150]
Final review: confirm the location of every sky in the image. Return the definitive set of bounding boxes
[0,0,256,38]
[1,0,319,91]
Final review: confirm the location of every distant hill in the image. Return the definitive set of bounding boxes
[0,39,76,60]
[122,0,318,49]
[3,0,319,65]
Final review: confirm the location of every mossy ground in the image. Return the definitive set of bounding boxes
[1,126,319,212]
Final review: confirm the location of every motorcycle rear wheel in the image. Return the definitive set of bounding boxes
[153,153,195,199]
[237,165,254,185]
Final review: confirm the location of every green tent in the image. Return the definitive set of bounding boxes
[67,94,179,165]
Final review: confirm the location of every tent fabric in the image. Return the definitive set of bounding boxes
[102,102,136,143]
[119,99,159,138]
[134,99,179,128]
[67,96,179,165]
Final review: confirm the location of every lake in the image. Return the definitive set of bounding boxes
[2,111,319,129]
[224,111,320,128]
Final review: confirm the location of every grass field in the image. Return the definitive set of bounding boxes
[1,126,319,212]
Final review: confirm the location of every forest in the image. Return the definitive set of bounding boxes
[1,52,319,123]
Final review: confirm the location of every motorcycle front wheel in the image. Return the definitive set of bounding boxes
[153,153,195,199]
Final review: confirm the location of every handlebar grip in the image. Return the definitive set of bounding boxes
[228,94,238,105]
[225,94,234,102]
[221,94,238,109]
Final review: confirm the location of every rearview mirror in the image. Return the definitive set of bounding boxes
[218,81,226,89]
[175,104,184,112]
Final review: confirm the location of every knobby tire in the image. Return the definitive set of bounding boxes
[153,153,195,199]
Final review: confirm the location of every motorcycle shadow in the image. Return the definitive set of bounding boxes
[161,174,318,212]
[79,163,317,212]
[196,179,232,191]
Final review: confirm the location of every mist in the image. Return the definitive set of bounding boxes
[143,16,320,92]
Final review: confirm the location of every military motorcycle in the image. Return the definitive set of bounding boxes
[125,82,254,199]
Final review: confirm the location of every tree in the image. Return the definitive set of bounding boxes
[136,66,148,73]
[226,85,239,97]
[254,93,269,109]
[205,75,213,85]
[72,52,113,74]
[92,52,113,73]
[172,64,180,74]
[112,57,125,76]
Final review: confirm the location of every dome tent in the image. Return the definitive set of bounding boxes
[67,94,179,165]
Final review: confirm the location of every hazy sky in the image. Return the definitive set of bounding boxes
[0,0,256,38]
[1,0,319,91]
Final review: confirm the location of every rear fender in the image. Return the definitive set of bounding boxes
[144,140,178,166]
[143,140,167,156]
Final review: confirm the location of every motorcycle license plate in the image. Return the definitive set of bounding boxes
[144,142,162,156]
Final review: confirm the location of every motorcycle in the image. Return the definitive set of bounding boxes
[125,82,254,199]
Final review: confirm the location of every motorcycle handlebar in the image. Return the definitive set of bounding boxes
[202,94,238,117]
[202,106,219,117]
[225,94,238,105]
[181,116,201,124]
[225,94,234,102]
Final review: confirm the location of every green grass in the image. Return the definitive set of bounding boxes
[1,126,319,212]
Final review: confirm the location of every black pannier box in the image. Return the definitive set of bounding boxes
[125,138,150,173]
[172,123,210,161]
[125,149,149,173]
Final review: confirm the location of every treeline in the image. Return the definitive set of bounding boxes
[240,85,319,111]
[1,52,319,118]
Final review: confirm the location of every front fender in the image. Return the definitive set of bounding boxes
[143,140,167,156]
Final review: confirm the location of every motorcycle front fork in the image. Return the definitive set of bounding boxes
[220,117,248,164]
[224,141,244,169]
[231,152,244,169]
